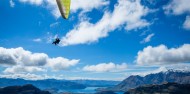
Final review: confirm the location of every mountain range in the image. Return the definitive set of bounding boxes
[1,70,190,94]
[0,78,86,90]
[0,78,119,91]
[99,70,190,92]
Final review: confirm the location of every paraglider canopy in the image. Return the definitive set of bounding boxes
[56,0,71,19]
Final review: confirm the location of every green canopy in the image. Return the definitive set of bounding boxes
[56,0,71,19]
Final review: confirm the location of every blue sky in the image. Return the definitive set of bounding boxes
[0,0,190,80]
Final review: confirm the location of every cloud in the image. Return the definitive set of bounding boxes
[0,47,49,66]
[136,44,190,65]
[0,73,45,80]
[10,0,15,8]
[183,16,190,30]
[140,33,155,44]
[131,66,168,76]
[164,0,190,15]
[164,0,190,30]
[70,0,109,13]
[0,72,68,80]
[47,57,79,70]
[19,0,43,5]
[33,38,42,42]
[17,0,60,18]
[3,66,46,74]
[83,62,127,72]
[61,0,150,46]
[165,63,190,72]
[0,47,79,71]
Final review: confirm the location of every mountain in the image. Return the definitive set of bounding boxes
[0,78,119,89]
[105,70,190,91]
[0,78,86,90]
[0,84,50,94]
[95,91,117,94]
[124,82,190,94]
[70,80,120,87]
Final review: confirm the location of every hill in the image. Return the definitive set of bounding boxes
[124,82,190,94]
[0,84,50,94]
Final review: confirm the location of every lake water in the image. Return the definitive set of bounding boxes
[59,87,124,94]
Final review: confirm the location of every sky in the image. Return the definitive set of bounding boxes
[0,0,190,81]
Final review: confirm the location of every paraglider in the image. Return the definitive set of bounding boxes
[52,38,60,45]
[56,0,71,19]
[52,0,70,45]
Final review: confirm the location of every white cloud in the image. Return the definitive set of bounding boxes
[0,47,79,71]
[136,44,190,65]
[33,38,42,42]
[0,73,45,80]
[164,0,190,15]
[10,0,15,8]
[131,66,168,76]
[164,63,190,72]
[70,0,109,12]
[183,16,190,30]
[5,47,48,66]
[0,73,68,80]
[83,62,127,72]
[3,66,46,73]
[17,0,60,18]
[61,0,150,46]
[164,0,190,30]
[140,33,155,44]
[47,57,79,70]
[19,0,43,5]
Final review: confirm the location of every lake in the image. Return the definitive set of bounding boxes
[59,87,124,94]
